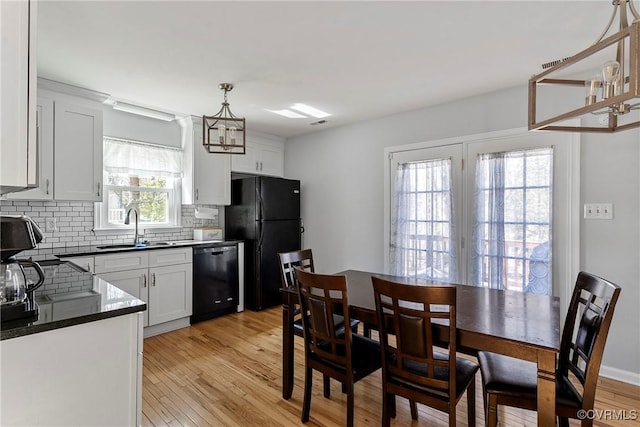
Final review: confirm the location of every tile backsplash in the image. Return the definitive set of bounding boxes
[0,200,221,253]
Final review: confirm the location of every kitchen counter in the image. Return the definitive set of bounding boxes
[54,239,238,258]
[0,260,146,340]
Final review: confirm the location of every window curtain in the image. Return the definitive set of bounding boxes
[471,148,553,293]
[471,152,506,289]
[390,158,458,282]
[103,137,182,178]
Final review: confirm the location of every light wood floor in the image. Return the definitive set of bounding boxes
[142,307,640,426]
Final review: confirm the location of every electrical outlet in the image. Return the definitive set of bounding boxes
[45,217,57,232]
[584,203,613,219]
[183,217,194,227]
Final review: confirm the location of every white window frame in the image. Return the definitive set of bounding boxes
[94,138,183,232]
[384,126,580,317]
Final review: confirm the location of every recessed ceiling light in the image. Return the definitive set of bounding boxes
[268,109,307,119]
[290,103,331,118]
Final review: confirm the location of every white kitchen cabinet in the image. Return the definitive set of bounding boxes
[98,268,150,326]
[54,101,103,201]
[0,312,143,426]
[0,0,38,195]
[7,96,55,200]
[94,248,192,335]
[64,255,95,274]
[231,133,284,177]
[182,116,231,205]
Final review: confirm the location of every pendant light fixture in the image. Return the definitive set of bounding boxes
[203,83,246,154]
[529,0,640,133]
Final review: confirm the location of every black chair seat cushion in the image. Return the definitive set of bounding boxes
[388,351,479,401]
[312,334,381,375]
[478,351,583,409]
[294,315,359,336]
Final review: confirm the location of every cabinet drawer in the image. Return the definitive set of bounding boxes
[148,248,192,268]
[94,252,149,274]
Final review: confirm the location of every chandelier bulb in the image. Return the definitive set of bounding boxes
[601,60,621,99]
[218,124,226,144]
[585,75,602,105]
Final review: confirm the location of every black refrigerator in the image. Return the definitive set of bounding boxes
[225,177,302,311]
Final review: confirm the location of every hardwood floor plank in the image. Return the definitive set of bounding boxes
[142,308,640,426]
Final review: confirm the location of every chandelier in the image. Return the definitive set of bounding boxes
[203,83,246,154]
[529,0,640,133]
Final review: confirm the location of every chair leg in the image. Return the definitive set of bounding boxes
[486,393,498,427]
[389,393,397,419]
[467,380,476,427]
[410,400,418,420]
[558,417,570,427]
[381,389,391,427]
[301,365,313,423]
[323,374,330,398]
[346,381,354,427]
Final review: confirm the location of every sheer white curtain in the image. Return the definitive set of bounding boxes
[471,148,553,293]
[103,137,182,178]
[390,158,458,282]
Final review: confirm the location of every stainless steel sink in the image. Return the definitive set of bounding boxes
[96,244,138,249]
[96,241,174,250]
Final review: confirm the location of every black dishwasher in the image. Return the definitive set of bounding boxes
[192,244,239,323]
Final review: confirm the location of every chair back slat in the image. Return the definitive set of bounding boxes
[295,268,352,369]
[559,271,621,409]
[372,277,457,397]
[278,249,314,288]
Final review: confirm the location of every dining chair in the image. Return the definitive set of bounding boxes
[371,276,479,427]
[278,249,359,397]
[294,267,381,427]
[477,271,621,427]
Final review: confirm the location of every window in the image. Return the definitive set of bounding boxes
[385,127,579,316]
[471,148,553,294]
[96,138,182,230]
[390,158,458,282]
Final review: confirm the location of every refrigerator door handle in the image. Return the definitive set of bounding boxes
[255,186,264,221]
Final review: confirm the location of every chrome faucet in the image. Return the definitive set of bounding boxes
[124,206,141,245]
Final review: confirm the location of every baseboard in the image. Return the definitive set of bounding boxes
[600,364,640,386]
[143,317,190,339]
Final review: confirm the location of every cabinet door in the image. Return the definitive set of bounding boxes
[0,0,37,194]
[193,142,231,205]
[259,141,284,177]
[231,141,259,174]
[7,96,54,200]
[65,256,94,274]
[98,268,149,326]
[148,263,193,325]
[54,101,103,201]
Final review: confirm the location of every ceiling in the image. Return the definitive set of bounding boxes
[37,1,614,139]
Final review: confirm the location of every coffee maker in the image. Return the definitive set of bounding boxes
[1,215,45,323]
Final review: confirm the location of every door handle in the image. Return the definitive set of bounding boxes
[142,274,147,288]
[152,273,156,286]
[97,182,101,197]
[46,178,50,195]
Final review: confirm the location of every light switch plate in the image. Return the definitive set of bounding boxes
[584,203,613,219]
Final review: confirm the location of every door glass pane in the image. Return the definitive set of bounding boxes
[390,158,458,282]
[471,147,553,294]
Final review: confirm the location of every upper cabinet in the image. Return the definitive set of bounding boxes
[6,86,105,202]
[181,117,231,205]
[231,132,285,177]
[0,0,38,195]
[7,96,54,200]
[53,100,103,201]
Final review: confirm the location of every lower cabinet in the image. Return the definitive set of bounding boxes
[0,312,143,426]
[92,248,193,335]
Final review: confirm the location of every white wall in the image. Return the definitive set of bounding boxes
[284,85,640,383]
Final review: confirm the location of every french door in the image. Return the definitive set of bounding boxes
[385,128,579,311]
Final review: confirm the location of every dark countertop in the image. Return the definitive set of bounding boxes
[1,240,241,340]
[1,260,147,341]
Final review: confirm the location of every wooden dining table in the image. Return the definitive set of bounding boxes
[281,269,561,426]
